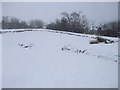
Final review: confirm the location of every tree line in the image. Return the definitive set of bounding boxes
[46,11,89,33]
[2,16,44,29]
[2,11,119,37]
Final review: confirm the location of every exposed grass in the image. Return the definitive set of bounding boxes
[90,37,114,44]
[90,40,99,44]
[96,37,107,42]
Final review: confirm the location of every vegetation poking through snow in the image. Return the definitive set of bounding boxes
[18,43,34,49]
[61,45,87,54]
[61,44,117,63]
[90,37,115,44]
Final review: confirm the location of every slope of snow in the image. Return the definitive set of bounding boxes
[2,29,118,88]
[0,29,118,42]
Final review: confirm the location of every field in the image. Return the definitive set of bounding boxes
[1,29,118,88]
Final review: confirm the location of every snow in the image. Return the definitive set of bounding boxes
[2,29,118,88]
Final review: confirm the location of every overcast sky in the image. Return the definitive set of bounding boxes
[2,2,118,25]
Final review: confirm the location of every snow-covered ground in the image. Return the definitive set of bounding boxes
[2,29,118,88]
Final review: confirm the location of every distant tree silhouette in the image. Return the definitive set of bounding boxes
[29,20,44,28]
[46,11,90,33]
[2,16,44,29]
[2,16,29,29]
[97,21,118,37]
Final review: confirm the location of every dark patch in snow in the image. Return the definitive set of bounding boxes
[61,44,87,54]
[61,44,117,63]
[1,29,35,34]
[18,43,34,49]
[90,37,115,44]
[114,60,117,62]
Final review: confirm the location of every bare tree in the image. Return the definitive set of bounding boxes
[2,16,21,29]
[20,21,28,29]
[47,11,90,33]
[2,16,10,29]
[10,17,20,29]
[2,16,43,29]
[97,21,118,37]
[29,20,44,28]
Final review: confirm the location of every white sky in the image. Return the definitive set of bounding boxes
[2,2,118,24]
[2,2,118,25]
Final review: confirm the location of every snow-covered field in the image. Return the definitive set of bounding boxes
[1,29,118,88]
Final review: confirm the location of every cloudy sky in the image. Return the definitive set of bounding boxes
[2,2,118,25]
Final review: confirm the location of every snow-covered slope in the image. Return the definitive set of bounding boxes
[2,29,118,88]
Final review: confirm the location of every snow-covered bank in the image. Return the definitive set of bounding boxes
[0,29,118,42]
[2,29,118,88]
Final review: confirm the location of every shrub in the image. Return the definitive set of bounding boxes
[90,40,99,44]
[90,36,115,44]
[96,37,107,42]
[15,30,24,32]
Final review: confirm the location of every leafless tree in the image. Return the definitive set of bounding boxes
[29,19,44,28]
[47,11,90,33]
[97,21,118,37]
